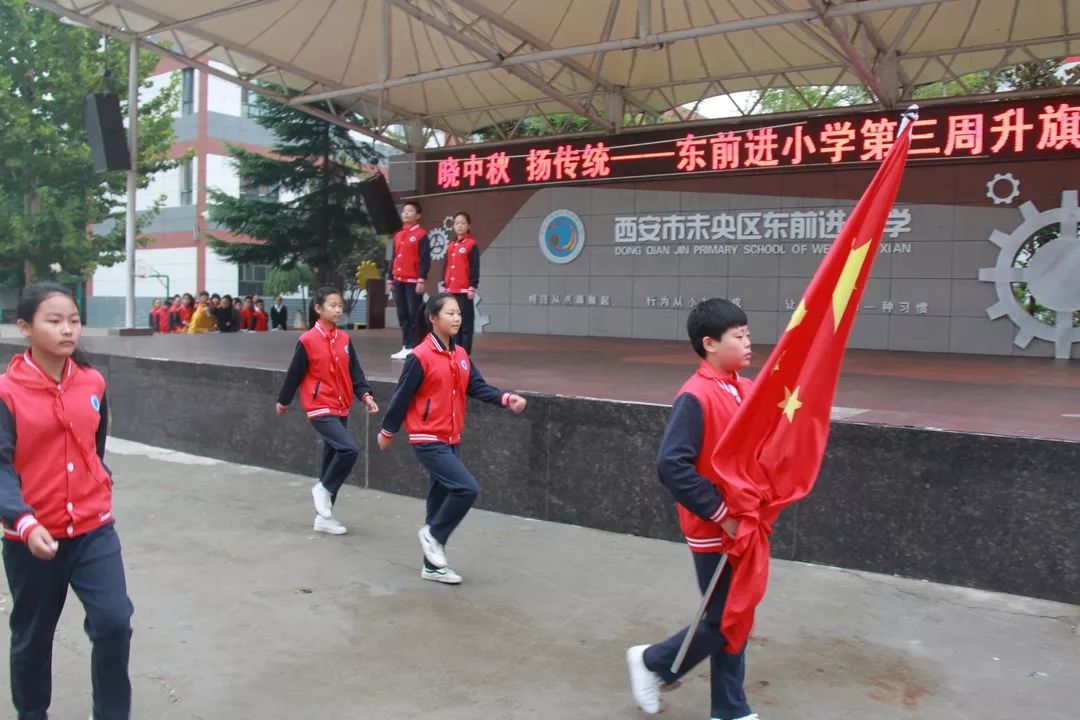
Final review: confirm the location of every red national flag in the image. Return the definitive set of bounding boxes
[711,117,915,652]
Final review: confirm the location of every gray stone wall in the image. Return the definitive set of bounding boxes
[4,341,1072,605]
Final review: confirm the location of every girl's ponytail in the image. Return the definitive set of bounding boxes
[416,293,453,341]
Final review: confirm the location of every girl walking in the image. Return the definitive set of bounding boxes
[277,287,379,535]
[378,293,526,584]
[0,282,134,720]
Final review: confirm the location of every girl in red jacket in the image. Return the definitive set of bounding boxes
[378,293,526,584]
[0,282,133,720]
[443,212,481,354]
[276,287,379,535]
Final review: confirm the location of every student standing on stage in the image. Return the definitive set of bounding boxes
[276,287,379,535]
[389,201,431,360]
[0,282,134,720]
[625,298,757,720]
[378,293,526,584]
[443,212,481,354]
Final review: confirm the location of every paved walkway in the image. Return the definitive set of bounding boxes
[0,440,1075,719]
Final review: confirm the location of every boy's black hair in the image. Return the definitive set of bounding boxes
[687,298,748,359]
[17,281,93,368]
[255,298,265,305]
[314,286,343,307]
[403,200,422,215]
[210,293,221,300]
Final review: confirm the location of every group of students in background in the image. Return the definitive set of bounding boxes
[149,292,290,334]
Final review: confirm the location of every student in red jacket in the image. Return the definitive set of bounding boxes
[378,293,527,584]
[443,211,481,354]
[149,299,163,331]
[252,298,269,332]
[389,201,431,360]
[276,287,379,535]
[175,293,194,332]
[625,298,754,720]
[239,296,256,331]
[0,282,133,720]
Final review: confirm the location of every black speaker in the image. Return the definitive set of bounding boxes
[84,93,131,173]
[357,172,401,235]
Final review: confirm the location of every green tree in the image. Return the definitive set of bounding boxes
[754,85,872,114]
[0,0,178,289]
[263,263,316,300]
[207,88,383,286]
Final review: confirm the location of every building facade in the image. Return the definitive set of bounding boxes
[397,95,1080,359]
[87,59,279,326]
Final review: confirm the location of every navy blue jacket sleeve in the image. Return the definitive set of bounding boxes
[380,355,424,436]
[277,343,309,406]
[347,341,372,400]
[656,394,727,523]
[0,401,32,527]
[466,361,507,405]
[418,233,431,280]
[96,392,109,460]
[468,245,480,288]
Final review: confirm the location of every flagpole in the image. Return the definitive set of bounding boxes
[670,553,728,675]
[670,103,919,674]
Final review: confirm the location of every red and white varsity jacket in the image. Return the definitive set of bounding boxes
[663,361,752,554]
[391,224,431,283]
[0,352,113,543]
[277,320,373,419]
[379,333,511,445]
[443,233,480,294]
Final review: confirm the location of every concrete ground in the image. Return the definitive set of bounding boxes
[1,439,1076,720]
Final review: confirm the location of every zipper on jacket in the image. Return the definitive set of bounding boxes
[422,399,431,421]
[312,381,321,399]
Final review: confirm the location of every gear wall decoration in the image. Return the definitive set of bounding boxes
[978,190,1080,359]
[428,215,454,261]
[986,172,1021,205]
[474,291,491,334]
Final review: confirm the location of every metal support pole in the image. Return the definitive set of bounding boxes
[124,39,139,328]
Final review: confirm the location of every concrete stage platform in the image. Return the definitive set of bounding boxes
[44,327,1080,443]
[1,440,1074,720]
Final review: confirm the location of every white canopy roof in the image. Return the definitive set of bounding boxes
[32,0,1080,149]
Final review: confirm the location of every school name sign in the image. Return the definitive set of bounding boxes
[609,208,914,256]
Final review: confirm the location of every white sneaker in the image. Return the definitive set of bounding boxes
[417,525,447,568]
[311,482,333,519]
[390,346,411,360]
[421,566,462,584]
[723,715,759,720]
[313,515,347,535]
[626,645,662,714]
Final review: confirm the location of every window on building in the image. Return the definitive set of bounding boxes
[239,264,271,298]
[179,159,193,206]
[240,87,261,118]
[181,68,195,116]
[239,180,279,202]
